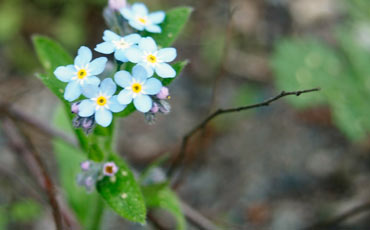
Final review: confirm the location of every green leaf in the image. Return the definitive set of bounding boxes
[97,154,147,223]
[142,7,193,48]
[33,36,89,150]
[32,37,68,100]
[142,184,186,230]
[33,35,73,71]
[33,35,72,100]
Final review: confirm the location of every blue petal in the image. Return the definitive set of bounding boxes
[123,33,141,44]
[148,11,165,24]
[133,94,152,113]
[143,78,162,95]
[114,70,133,88]
[84,76,101,86]
[132,65,148,82]
[95,41,115,54]
[100,78,116,97]
[64,81,82,101]
[139,37,157,52]
[78,99,96,117]
[129,20,145,31]
[109,95,126,112]
[132,3,148,16]
[145,25,161,33]
[125,47,143,63]
[54,65,75,82]
[82,84,99,98]
[95,108,113,127]
[155,63,176,78]
[120,8,133,20]
[157,48,177,62]
[103,30,120,41]
[89,57,107,75]
[74,46,92,67]
[117,89,133,105]
[138,63,154,77]
[114,49,128,62]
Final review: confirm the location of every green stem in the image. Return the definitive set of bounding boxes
[86,195,105,230]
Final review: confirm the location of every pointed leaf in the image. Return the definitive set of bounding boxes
[142,7,193,48]
[142,184,186,230]
[97,154,147,223]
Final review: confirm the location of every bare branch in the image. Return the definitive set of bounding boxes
[305,201,370,230]
[0,102,78,147]
[2,117,65,230]
[167,88,321,178]
[181,200,222,230]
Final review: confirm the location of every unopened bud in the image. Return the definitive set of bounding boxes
[71,102,80,114]
[156,87,169,99]
[108,0,127,11]
[151,102,159,113]
[80,161,90,171]
[159,100,171,114]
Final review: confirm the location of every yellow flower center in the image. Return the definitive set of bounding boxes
[96,96,107,106]
[105,166,113,174]
[138,17,148,24]
[132,83,142,93]
[77,69,87,79]
[147,54,157,63]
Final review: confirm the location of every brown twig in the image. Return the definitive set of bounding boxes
[167,88,321,178]
[207,5,235,113]
[2,117,64,230]
[0,102,77,147]
[181,200,222,230]
[305,201,370,230]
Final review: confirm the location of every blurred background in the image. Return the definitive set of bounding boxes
[1,0,370,229]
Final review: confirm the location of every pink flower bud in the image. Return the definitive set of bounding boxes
[151,102,159,113]
[80,161,90,171]
[85,176,94,187]
[156,87,169,99]
[71,102,80,114]
[108,0,127,11]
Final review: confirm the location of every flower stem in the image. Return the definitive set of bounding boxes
[86,195,105,230]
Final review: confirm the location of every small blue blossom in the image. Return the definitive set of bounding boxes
[125,37,177,78]
[78,78,126,127]
[95,30,141,62]
[54,46,107,102]
[115,65,162,113]
[120,2,165,33]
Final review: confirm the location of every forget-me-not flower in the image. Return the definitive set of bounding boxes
[103,162,118,177]
[115,65,162,113]
[95,30,141,62]
[120,3,165,33]
[125,37,177,78]
[78,78,126,127]
[54,46,107,102]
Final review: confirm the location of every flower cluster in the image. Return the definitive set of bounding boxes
[77,160,119,192]
[54,1,178,129]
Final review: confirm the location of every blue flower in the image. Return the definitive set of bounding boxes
[95,30,141,62]
[115,65,162,113]
[120,3,165,33]
[125,37,177,78]
[78,78,126,127]
[54,46,107,102]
